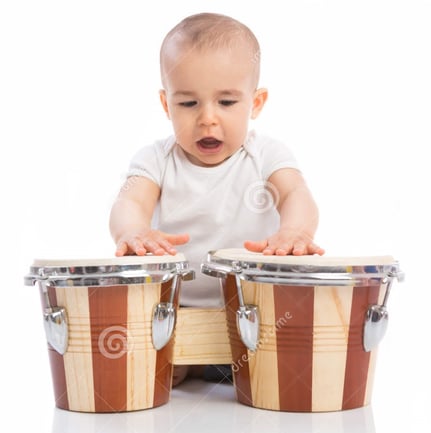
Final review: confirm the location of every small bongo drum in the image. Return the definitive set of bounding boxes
[201,248,403,412]
[25,254,194,412]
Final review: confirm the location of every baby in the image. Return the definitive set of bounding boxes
[110,12,324,384]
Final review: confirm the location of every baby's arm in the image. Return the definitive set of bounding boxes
[109,176,189,256]
[244,168,324,256]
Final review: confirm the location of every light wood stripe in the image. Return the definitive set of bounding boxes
[173,308,231,365]
[312,285,353,411]
[244,281,280,410]
[126,283,160,410]
[56,286,94,412]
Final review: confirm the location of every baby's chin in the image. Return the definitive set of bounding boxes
[183,147,234,167]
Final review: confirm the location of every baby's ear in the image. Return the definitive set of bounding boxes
[251,88,268,119]
[159,90,171,119]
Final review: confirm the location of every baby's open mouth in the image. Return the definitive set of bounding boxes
[197,137,222,150]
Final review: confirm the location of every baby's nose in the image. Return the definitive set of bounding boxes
[198,104,218,126]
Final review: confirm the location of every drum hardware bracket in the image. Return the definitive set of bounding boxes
[232,261,260,353]
[35,271,69,355]
[363,270,402,352]
[152,265,191,351]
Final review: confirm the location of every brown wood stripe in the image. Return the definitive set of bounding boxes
[223,275,253,406]
[274,284,314,412]
[44,286,69,410]
[88,285,128,412]
[364,283,386,405]
[47,348,69,409]
[342,282,380,409]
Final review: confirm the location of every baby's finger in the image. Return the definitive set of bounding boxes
[264,243,292,255]
[269,242,294,256]
[165,233,190,246]
[130,238,148,256]
[115,241,128,257]
[244,239,268,252]
[309,243,325,255]
[157,239,178,255]
[141,239,165,256]
[292,242,307,256]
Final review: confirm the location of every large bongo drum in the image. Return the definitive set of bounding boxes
[25,254,194,412]
[201,248,403,412]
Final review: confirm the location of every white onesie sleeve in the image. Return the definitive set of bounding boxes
[243,132,299,180]
[126,136,175,186]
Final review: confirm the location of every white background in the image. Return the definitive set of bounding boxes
[1,1,430,432]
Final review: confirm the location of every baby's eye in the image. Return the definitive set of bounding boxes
[219,100,237,106]
[179,101,197,107]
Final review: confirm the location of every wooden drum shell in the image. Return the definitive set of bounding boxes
[41,281,176,412]
[223,276,386,412]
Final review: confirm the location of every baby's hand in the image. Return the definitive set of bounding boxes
[115,230,189,256]
[244,230,324,256]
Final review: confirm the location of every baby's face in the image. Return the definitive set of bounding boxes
[160,44,266,167]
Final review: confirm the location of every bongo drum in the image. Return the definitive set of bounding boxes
[201,248,403,412]
[25,254,194,412]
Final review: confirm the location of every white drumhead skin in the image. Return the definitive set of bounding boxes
[212,248,395,266]
[32,253,186,267]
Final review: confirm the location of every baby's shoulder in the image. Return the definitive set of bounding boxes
[133,136,175,160]
[149,135,176,157]
[243,130,298,176]
[244,131,288,156]
[127,136,176,183]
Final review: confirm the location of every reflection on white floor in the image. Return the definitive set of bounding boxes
[50,380,377,433]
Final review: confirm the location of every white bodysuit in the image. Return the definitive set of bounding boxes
[127,130,298,307]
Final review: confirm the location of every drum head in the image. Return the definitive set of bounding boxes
[201,248,401,285]
[25,254,193,286]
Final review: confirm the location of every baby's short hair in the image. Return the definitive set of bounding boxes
[160,13,261,87]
